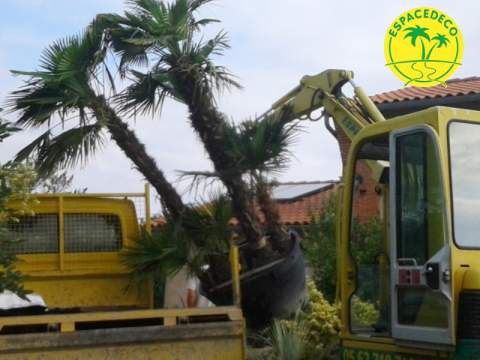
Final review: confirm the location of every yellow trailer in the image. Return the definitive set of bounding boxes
[0,186,246,359]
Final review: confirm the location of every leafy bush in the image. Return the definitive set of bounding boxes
[350,295,379,329]
[303,195,337,302]
[248,319,306,360]
[250,280,341,360]
[0,121,37,298]
[299,280,341,359]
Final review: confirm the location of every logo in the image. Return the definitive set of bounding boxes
[385,7,463,87]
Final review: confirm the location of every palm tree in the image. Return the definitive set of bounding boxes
[8,24,186,220]
[426,33,450,59]
[101,0,293,254]
[403,25,431,60]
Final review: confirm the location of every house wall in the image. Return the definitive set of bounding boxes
[336,127,381,223]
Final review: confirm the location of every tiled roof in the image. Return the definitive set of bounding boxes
[272,181,337,225]
[370,77,480,104]
[152,181,338,228]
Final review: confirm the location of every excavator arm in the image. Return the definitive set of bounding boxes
[260,70,389,309]
[260,69,385,139]
[258,69,387,179]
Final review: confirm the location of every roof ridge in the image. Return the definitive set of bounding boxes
[446,76,480,83]
[371,75,480,104]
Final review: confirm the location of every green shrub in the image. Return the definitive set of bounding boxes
[303,196,337,302]
[300,280,341,359]
[248,318,306,360]
[0,121,37,297]
[350,295,379,329]
[250,281,341,360]
[303,194,384,303]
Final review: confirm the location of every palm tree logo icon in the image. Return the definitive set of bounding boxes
[385,7,463,87]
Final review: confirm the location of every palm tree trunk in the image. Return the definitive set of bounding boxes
[173,70,288,252]
[256,180,288,252]
[91,96,186,221]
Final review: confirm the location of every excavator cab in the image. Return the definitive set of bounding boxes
[264,69,480,358]
[341,107,480,359]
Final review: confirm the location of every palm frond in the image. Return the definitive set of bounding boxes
[0,120,20,143]
[176,169,223,196]
[181,194,233,251]
[8,81,77,127]
[222,112,302,176]
[91,13,149,77]
[164,31,241,94]
[16,124,105,175]
[14,129,52,163]
[121,228,187,288]
[116,69,180,115]
[7,28,108,128]
[177,114,301,184]
[122,193,234,287]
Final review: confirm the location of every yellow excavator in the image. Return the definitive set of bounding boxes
[262,69,480,359]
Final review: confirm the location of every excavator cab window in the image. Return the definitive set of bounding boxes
[449,121,480,248]
[394,131,448,328]
[349,135,391,336]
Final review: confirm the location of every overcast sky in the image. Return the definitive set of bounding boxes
[1,0,479,213]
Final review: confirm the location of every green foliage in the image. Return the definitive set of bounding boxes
[350,217,383,302]
[121,194,233,287]
[9,26,106,128]
[249,281,341,360]
[120,227,188,289]
[9,25,109,177]
[303,195,337,302]
[110,0,241,114]
[303,194,383,302]
[0,120,37,298]
[180,115,302,189]
[350,295,379,329]
[248,319,306,360]
[223,115,301,177]
[299,280,341,359]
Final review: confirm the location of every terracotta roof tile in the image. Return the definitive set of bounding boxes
[274,182,337,225]
[371,76,480,104]
[152,181,339,228]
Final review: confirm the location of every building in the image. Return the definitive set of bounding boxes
[271,181,338,226]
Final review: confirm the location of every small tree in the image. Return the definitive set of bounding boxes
[0,120,36,297]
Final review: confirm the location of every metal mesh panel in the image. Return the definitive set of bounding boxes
[6,189,149,263]
[129,196,146,226]
[64,213,122,253]
[7,214,59,254]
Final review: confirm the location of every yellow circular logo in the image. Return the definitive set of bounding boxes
[385,7,463,87]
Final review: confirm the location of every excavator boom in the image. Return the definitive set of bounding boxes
[259,69,385,140]
[259,69,387,180]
